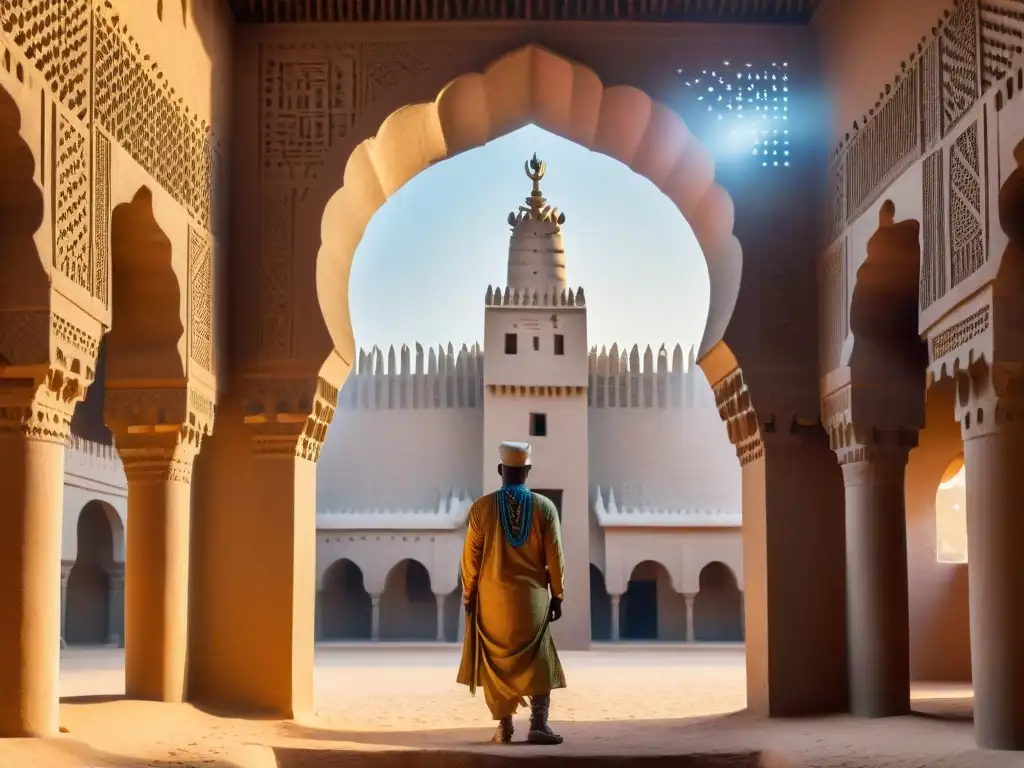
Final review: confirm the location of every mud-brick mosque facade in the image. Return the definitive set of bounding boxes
[3,0,1024,754]
[59,161,746,650]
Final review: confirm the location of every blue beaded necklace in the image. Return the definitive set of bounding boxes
[496,483,533,548]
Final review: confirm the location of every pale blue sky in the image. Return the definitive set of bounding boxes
[348,124,710,358]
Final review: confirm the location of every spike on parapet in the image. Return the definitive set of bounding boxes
[344,342,486,411]
[587,342,706,409]
[484,285,587,307]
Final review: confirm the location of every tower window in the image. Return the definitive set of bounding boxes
[529,413,547,437]
[533,336,540,351]
[505,333,518,354]
[554,334,565,355]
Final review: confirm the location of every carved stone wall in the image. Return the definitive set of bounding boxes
[0,0,221,378]
[821,0,1024,381]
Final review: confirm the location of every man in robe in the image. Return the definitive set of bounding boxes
[457,441,566,745]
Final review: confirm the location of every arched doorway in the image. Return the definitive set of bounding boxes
[694,561,743,642]
[321,559,373,640]
[590,564,612,641]
[66,501,121,646]
[621,561,684,641]
[380,559,436,641]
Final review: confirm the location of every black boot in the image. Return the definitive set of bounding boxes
[491,716,514,744]
[527,694,563,745]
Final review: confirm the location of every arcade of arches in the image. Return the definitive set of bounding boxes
[4,0,1024,755]
[314,557,744,643]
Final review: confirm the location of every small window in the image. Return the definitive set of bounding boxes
[533,336,540,351]
[505,333,518,354]
[529,412,547,437]
[554,334,565,355]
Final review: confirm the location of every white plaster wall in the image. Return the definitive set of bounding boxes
[483,307,588,388]
[61,440,127,563]
[316,529,464,596]
[589,384,740,511]
[318,405,483,509]
[602,529,743,597]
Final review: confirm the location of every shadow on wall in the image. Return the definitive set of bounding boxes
[906,379,970,683]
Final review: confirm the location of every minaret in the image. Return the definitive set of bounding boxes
[482,155,590,651]
[505,154,568,294]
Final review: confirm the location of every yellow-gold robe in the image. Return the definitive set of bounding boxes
[456,489,567,719]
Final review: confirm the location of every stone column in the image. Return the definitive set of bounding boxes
[106,565,125,648]
[684,593,696,643]
[371,595,382,641]
[119,439,199,703]
[186,382,330,721]
[837,435,914,718]
[435,594,446,642]
[457,599,466,642]
[0,389,78,737]
[958,366,1024,749]
[60,563,74,649]
[610,594,621,642]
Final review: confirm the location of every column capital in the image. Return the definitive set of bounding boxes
[956,361,1024,441]
[242,375,338,463]
[105,385,213,482]
[0,370,87,445]
[0,306,103,445]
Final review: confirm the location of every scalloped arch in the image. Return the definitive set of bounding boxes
[316,44,743,376]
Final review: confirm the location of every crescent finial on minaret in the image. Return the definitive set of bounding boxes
[525,153,546,183]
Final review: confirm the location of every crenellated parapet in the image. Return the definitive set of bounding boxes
[592,486,741,528]
[485,285,586,307]
[588,343,710,409]
[64,436,126,492]
[339,342,484,409]
[317,488,474,530]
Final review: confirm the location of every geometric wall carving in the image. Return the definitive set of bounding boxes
[921,39,942,151]
[93,7,215,226]
[940,0,981,137]
[930,303,990,361]
[188,226,213,373]
[54,115,91,292]
[93,131,111,309]
[979,1,1024,92]
[921,149,946,310]
[259,41,432,190]
[260,187,294,358]
[819,238,847,374]
[846,64,921,220]
[948,120,985,288]
[1,0,91,122]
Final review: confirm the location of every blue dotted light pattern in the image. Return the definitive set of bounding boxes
[676,61,792,168]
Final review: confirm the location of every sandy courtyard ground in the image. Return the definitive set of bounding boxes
[0,644,1018,768]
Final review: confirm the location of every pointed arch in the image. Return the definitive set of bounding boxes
[379,558,436,640]
[321,558,372,640]
[694,560,744,642]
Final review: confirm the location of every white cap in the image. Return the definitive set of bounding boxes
[499,441,532,467]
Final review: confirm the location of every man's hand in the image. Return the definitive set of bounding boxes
[464,592,476,616]
[549,597,562,623]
